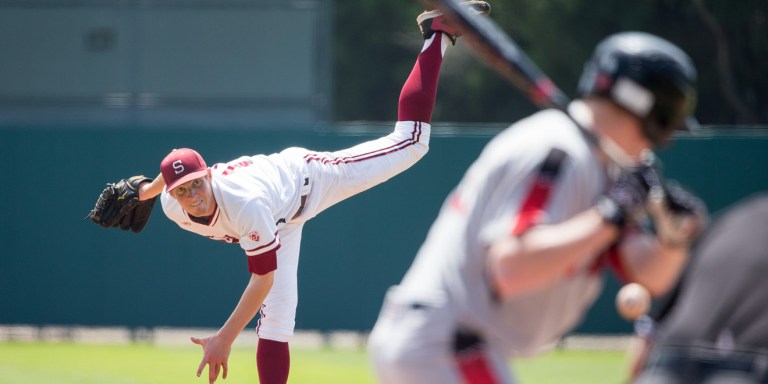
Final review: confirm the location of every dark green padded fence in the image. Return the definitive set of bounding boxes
[1,125,766,334]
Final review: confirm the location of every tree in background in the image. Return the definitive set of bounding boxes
[333,0,767,126]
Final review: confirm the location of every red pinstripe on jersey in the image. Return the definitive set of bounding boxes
[244,231,280,256]
[209,207,220,226]
[454,330,501,384]
[510,148,567,236]
[456,351,501,384]
[511,177,554,236]
[303,122,423,165]
[256,304,267,334]
[245,231,281,275]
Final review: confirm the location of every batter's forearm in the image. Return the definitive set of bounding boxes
[217,272,274,343]
[488,208,620,298]
[620,237,688,296]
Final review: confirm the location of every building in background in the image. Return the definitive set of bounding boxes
[0,0,332,129]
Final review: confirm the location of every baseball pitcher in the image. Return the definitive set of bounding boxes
[86,2,490,382]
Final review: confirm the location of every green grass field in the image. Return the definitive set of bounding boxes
[0,342,628,383]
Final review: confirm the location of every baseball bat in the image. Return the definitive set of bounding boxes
[425,0,640,168]
[427,0,569,110]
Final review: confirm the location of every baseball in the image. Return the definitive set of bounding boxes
[615,283,651,321]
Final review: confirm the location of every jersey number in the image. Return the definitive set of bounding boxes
[221,160,253,176]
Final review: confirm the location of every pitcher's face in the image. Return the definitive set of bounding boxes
[170,176,215,217]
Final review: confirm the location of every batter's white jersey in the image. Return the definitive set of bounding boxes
[370,107,612,383]
[161,121,429,342]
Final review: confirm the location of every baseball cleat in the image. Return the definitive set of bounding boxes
[417,1,491,45]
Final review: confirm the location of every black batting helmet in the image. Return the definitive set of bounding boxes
[577,32,698,145]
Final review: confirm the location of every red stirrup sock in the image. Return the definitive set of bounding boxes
[256,338,290,384]
[397,33,448,123]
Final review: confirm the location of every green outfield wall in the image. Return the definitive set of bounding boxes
[1,124,767,334]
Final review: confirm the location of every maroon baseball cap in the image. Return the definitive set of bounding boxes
[160,148,209,192]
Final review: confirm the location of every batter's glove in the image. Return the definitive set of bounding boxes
[648,181,708,248]
[596,165,658,229]
[87,175,157,233]
[662,181,708,217]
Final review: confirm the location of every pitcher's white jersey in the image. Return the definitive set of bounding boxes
[160,122,429,277]
[161,149,307,274]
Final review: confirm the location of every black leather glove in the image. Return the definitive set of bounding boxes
[87,175,157,233]
[596,165,658,228]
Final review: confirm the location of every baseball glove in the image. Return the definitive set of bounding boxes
[597,164,659,228]
[87,175,157,233]
[662,180,707,217]
[648,180,708,247]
